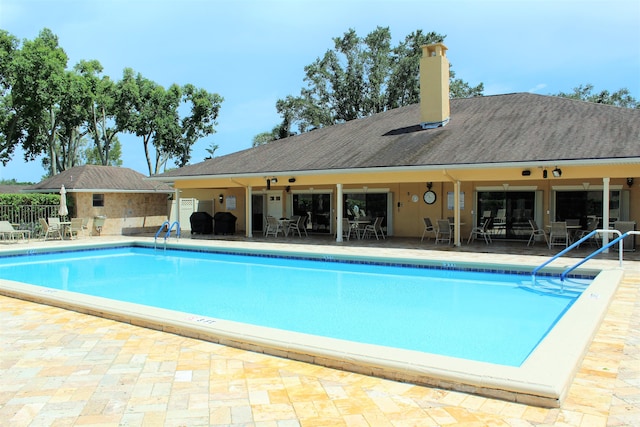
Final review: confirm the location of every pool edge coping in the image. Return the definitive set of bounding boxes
[0,239,622,407]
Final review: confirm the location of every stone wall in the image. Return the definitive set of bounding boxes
[73,192,170,235]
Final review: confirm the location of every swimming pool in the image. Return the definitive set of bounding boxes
[0,246,589,366]
[0,240,622,407]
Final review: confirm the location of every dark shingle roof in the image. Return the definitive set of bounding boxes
[26,165,173,193]
[159,93,640,178]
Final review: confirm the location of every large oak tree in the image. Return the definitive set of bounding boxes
[261,27,484,142]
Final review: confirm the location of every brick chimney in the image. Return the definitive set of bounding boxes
[419,43,450,129]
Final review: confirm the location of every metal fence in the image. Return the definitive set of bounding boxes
[0,204,60,236]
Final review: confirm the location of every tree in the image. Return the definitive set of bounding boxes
[117,68,223,175]
[0,30,20,166]
[5,28,68,175]
[204,141,219,159]
[264,27,483,140]
[176,84,223,167]
[555,84,639,108]
[82,137,123,166]
[74,59,122,166]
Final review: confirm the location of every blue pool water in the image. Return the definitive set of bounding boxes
[0,246,591,366]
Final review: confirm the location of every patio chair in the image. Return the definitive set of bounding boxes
[548,221,569,249]
[81,217,91,237]
[265,216,282,237]
[341,218,356,241]
[435,219,452,245]
[0,220,31,242]
[467,218,492,245]
[287,215,306,237]
[39,218,62,240]
[527,219,548,247]
[65,218,84,240]
[574,215,599,247]
[492,208,506,235]
[362,217,385,240]
[421,217,436,242]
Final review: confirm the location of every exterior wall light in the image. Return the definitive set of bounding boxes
[627,177,634,187]
[218,194,224,204]
[552,167,562,177]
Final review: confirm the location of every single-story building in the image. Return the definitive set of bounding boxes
[26,165,174,235]
[151,43,640,248]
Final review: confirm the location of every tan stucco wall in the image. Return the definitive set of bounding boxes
[73,192,169,235]
[168,163,639,239]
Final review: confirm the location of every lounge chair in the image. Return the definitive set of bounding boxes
[39,218,62,240]
[527,219,548,247]
[492,208,506,234]
[420,217,436,242]
[0,221,31,242]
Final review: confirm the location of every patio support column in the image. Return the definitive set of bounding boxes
[602,177,610,252]
[173,189,180,224]
[336,183,344,242]
[246,186,253,238]
[454,180,461,246]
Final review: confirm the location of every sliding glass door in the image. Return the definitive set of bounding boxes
[476,191,536,240]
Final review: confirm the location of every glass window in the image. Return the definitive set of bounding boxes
[92,194,104,207]
[293,193,332,233]
[343,193,388,229]
[555,190,620,227]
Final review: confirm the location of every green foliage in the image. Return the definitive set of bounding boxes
[555,84,639,108]
[116,69,223,174]
[266,27,484,139]
[0,178,35,185]
[204,142,219,159]
[0,28,222,177]
[82,137,123,166]
[252,131,276,147]
[0,193,59,206]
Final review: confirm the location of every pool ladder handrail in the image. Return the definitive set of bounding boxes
[532,229,627,282]
[154,221,180,250]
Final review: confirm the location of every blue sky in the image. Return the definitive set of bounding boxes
[1,0,639,182]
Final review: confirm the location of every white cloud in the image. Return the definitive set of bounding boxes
[528,84,547,94]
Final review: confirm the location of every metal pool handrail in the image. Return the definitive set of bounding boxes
[165,221,181,242]
[153,221,181,250]
[559,230,640,281]
[532,229,623,281]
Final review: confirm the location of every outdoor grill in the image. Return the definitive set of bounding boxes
[189,212,213,235]
[213,212,236,235]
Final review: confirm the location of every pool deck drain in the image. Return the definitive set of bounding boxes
[0,236,638,425]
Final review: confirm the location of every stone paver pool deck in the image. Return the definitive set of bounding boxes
[0,236,638,426]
